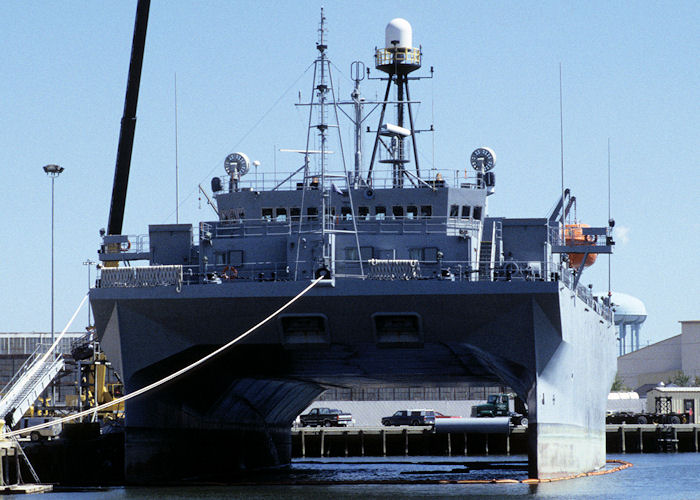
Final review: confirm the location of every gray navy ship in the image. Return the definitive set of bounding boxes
[90,8,617,483]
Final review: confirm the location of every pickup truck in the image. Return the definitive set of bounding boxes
[381,409,436,426]
[475,393,528,427]
[299,407,353,427]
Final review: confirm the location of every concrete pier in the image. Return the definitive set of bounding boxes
[292,426,528,458]
[292,424,700,458]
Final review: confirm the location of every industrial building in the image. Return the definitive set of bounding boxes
[618,320,700,392]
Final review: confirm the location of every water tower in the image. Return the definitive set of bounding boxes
[603,292,648,357]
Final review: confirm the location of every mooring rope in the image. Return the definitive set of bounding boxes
[3,277,323,439]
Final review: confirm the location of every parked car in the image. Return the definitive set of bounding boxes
[299,407,353,427]
[16,417,62,441]
[434,411,461,419]
[381,409,436,426]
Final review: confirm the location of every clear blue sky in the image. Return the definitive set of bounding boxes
[0,1,697,347]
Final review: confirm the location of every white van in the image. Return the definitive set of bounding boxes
[16,417,62,441]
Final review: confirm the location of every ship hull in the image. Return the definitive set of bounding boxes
[90,279,615,482]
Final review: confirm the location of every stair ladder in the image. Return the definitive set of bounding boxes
[0,345,64,427]
[478,222,498,281]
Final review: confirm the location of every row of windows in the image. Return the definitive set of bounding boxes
[259,205,434,222]
[255,204,481,222]
[344,246,440,262]
[449,204,482,221]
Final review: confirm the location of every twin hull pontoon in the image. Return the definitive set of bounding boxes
[90,14,616,483]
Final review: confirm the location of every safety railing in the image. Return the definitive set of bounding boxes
[202,215,481,240]
[213,166,485,193]
[99,265,183,290]
[547,223,611,249]
[375,47,421,66]
[94,258,612,320]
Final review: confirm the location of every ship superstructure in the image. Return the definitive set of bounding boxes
[90,11,616,482]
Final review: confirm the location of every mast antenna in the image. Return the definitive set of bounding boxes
[559,63,565,224]
[292,8,356,280]
[174,73,180,224]
[608,137,613,300]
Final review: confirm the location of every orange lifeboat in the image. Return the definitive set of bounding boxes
[564,223,598,268]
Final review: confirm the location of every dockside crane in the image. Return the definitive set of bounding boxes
[106,0,150,240]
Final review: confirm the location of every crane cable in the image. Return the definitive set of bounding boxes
[3,276,324,439]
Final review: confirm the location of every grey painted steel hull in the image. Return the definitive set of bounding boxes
[90,278,615,482]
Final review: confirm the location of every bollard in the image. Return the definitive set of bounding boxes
[344,431,348,457]
[673,427,678,452]
[447,433,452,457]
[320,430,325,457]
[464,432,468,456]
[638,427,643,453]
[619,425,626,454]
[382,429,386,457]
[301,430,306,458]
[360,430,364,457]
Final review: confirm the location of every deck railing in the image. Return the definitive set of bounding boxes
[96,259,610,316]
[212,166,486,193]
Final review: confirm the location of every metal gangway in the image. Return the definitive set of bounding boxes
[0,345,64,427]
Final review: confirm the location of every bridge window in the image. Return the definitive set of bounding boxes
[215,253,226,265]
[406,206,418,219]
[307,207,318,221]
[262,208,273,221]
[424,247,439,262]
[392,205,404,218]
[358,206,369,220]
[290,207,300,222]
[473,206,482,220]
[408,247,439,262]
[461,205,471,219]
[341,206,353,220]
[228,250,243,266]
[449,204,459,218]
[275,208,287,222]
[375,206,386,220]
[420,205,432,218]
[345,246,374,260]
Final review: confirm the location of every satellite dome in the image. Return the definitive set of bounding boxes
[385,18,413,49]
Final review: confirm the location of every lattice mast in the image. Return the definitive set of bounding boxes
[295,9,358,280]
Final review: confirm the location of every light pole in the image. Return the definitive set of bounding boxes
[44,163,64,408]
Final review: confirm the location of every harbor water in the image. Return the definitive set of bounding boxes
[45,453,700,499]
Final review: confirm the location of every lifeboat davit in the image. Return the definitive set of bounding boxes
[565,223,598,268]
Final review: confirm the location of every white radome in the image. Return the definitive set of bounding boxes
[385,18,413,49]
